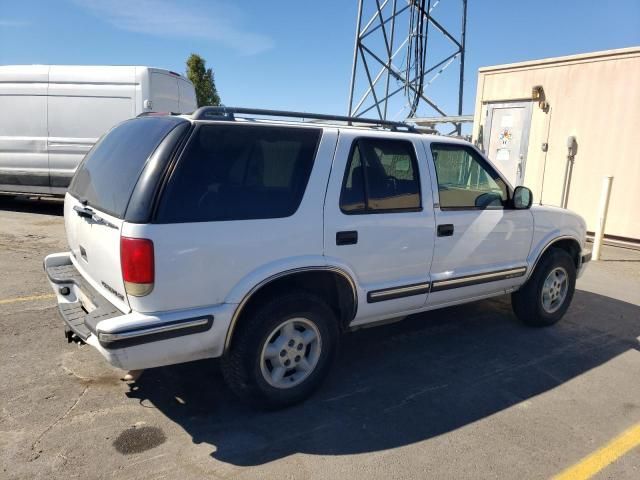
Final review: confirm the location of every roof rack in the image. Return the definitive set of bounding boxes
[191,106,417,132]
[137,111,182,117]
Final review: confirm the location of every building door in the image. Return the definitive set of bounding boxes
[483,102,532,186]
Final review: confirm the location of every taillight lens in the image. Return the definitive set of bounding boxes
[120,237,154,296]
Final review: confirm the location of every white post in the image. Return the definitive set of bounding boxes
[592,176,613,261]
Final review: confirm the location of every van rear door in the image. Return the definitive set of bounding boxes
[150,71,180,112]
[178,78,197,113]
[65,117,186,311]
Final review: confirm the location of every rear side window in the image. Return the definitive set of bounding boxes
[156,124,321,223]
[340,138,421,213]
[69,118,179,218]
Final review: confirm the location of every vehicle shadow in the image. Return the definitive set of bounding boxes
[127,290,640,466]
[0,195,64,216]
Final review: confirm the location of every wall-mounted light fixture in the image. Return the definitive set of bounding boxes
[532,85,549,112]
[532,85,544,100]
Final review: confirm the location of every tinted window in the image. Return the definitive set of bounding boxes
[69,118,180,218]
[340,145,366,212]
[340,138,421,213]
[156,124,321,223]
[431,144,508,209]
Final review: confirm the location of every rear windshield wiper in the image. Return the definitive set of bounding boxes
[72,205,117,229]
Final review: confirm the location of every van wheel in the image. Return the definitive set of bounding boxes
[512,248,576,327]
[221,292,339,409]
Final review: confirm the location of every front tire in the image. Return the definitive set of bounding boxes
[512,248,576,327]
[221,292,339,409]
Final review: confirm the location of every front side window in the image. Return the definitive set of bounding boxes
[340,138,421,213]
[430,144,509,209]
[156,124,321,223]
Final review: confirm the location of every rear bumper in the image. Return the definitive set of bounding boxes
[44,252,235,370]
[45,254,123,342]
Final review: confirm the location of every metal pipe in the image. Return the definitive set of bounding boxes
[457,0,467,135]
[383,0,397,119]
[360,3,410,40]
[561,136,577,209]
[348,0,364,117]
[359,45,385,119]
[360,43,447,115]
[353,63,387,116]
[538,106,553,204]
[561,156,575,209]
[592,176,614,261]
[359,0,390,37]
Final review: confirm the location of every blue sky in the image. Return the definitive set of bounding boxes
[1,0,638,119]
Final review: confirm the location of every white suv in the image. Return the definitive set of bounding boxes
[45,107,590,408]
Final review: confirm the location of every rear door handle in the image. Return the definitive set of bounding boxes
[336,230,358,246]
[437,224,454,237]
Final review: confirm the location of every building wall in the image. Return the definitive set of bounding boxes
[472,47,640,241]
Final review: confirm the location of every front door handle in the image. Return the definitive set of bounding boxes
[336,230,358,246]
[437,224,454,237]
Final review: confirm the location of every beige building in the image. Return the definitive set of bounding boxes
[472,47,640,243]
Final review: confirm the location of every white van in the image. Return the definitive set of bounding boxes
[0,65,197,195]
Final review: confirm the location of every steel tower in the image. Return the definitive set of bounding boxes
[347,0,468,134]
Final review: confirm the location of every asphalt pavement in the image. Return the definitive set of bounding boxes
[1,196,639,479]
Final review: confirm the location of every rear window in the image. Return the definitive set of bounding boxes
[155,124,321,223]
[69,118,179,218]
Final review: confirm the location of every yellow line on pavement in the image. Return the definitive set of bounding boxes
[552,422,640,480]
[0,293,55,305]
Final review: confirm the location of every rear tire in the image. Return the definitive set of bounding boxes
[512,248,576,327]
[221,292,339,409]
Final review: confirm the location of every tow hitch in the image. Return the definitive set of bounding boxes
[64,325,86,344]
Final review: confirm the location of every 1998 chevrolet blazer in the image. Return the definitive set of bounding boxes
[45,107,590,408]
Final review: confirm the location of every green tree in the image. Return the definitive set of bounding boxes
[186,53,221,107]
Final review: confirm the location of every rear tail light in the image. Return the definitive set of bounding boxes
[120,237,154,296]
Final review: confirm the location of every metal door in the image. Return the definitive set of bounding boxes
[483,102,532,186]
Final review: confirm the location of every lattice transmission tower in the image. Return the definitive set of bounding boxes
[347,0,468,134]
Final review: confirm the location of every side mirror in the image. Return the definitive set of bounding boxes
[513,186,533,209]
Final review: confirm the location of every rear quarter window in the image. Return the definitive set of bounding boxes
[69,118,182,218]
[155,124,321,223]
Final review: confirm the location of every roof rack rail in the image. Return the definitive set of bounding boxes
[137,111,181,117]
[191,106,417,132]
